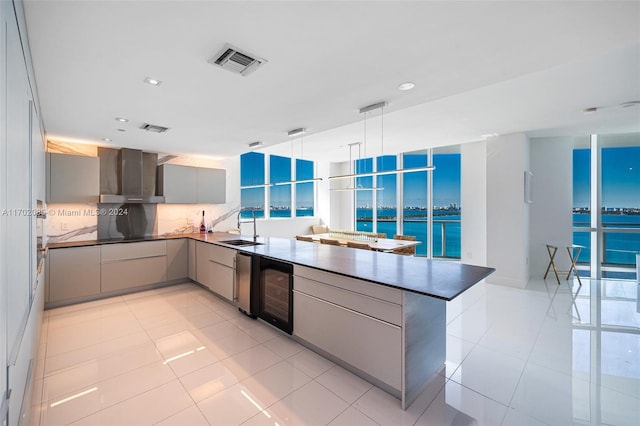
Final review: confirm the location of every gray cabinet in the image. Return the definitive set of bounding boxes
[194,241,235,302]
[157,164,197,203]
[101,241,167,293]
[48,246,101,303]
[188,239,196,280]
[208,245,236,301]
[158,164,225,204]
[167,239,189,280]
[46,152,99,203]
[293,266,403,392]
[197,167,226,204]
[195,241,212,286]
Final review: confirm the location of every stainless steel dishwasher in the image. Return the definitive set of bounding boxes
[235,252,256,318]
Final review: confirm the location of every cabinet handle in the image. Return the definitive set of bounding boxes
[102,254,166,264]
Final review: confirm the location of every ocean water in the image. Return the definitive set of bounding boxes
[247,209,640,266]
[357,208,461,258]
[573,213,640,265]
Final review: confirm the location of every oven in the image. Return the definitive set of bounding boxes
[257,257,293,334]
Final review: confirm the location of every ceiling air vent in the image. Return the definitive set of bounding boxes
[208,43,267,76]
[140,123,169,133]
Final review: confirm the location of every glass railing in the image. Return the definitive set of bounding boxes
[572,221,639,279]
[356,216,462,259]
[433,219,461,259]
[573,222,640,266]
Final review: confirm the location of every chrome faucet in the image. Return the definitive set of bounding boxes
[237,208,258,240]
[251,210,258,241]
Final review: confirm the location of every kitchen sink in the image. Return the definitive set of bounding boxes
[220,239,264,247]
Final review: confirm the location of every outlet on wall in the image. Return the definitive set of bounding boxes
[61,222,68,231]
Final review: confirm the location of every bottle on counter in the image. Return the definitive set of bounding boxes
[199,210,206,233]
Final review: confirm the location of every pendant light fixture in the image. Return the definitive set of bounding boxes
[329,142,384,192]
[271,128,323,186]
[328,101,435,182]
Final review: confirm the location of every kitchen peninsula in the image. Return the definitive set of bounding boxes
[47,232,494,409]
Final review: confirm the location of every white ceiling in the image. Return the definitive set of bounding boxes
[23,0,640,162]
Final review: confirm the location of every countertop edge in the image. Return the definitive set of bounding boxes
[46,233,495,301]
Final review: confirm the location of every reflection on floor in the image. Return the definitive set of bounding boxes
[31,278,639,425]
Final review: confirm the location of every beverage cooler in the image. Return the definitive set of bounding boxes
[257,257,293,334]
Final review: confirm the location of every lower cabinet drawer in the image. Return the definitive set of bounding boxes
[293,290,401,391]
[101,256,167,293]
[294,276,401,326]
[208,260,234,302]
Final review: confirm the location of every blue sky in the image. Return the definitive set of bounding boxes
[242,151,464,212]
[241,152,315,211]
[574,146,640,208]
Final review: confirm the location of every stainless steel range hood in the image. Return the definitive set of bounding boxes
[99,147,165,203]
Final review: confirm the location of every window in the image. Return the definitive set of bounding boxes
[240,152,316,218]
[402,152,429,256]
[601,146,640,267]
[432,149,461,258]
[572,148,591,264]
[572,134,640,279]
[355,158,374,232]
[240,152,265,218]
[269,155,291,218]
[376,155,397,238]
[349,147,461,259]
[296,159,315,216]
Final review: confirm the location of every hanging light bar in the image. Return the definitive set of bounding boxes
[329,142,383,191]
[328,165,435,181]
[240,183,271,189]
[272,177,322,186]
[330,185,384,192]
[329,101,436,182]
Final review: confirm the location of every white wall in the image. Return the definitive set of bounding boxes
[328,161,353,230]
[241,217,321,239]
[461,141,488,266]
[315,160,331,227]
[529,137,573,276]
[486,133,531,288]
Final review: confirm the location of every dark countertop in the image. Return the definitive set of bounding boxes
[48,232,494,301]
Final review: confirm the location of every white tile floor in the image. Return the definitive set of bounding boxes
[30,277,639,425]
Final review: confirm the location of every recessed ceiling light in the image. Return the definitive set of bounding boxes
[144,77,162,86]
[398,82,415,91]
[102,138,112,142]
[115,117,129,122]
[117,128,126,132]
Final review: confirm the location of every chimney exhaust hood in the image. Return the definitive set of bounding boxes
[99,147,165,203]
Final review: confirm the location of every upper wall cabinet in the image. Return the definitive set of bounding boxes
[158,164,226,204]
[46,152,100,203]
[157,164,197,203]
[197,167,226,204]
